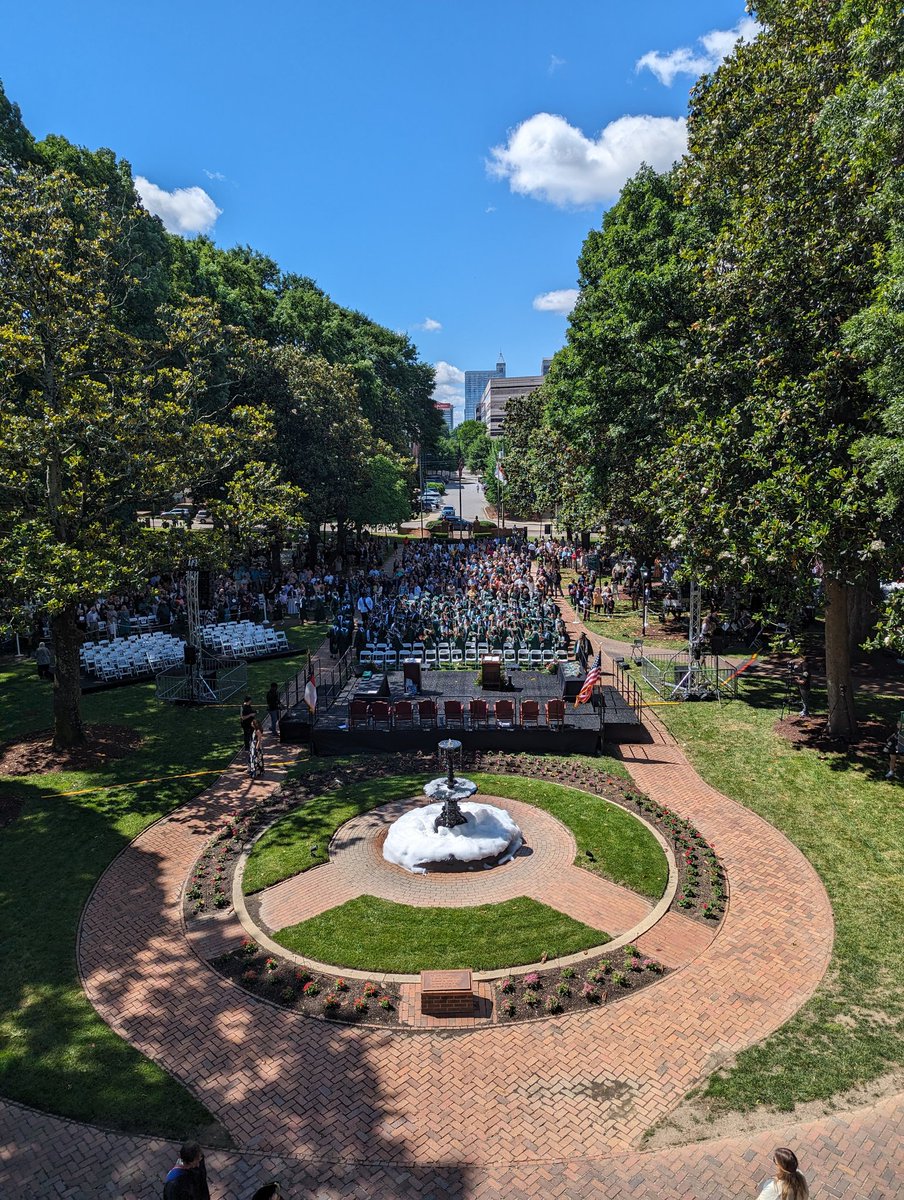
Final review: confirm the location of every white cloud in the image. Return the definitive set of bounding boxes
[432,361,466,421]
[533,288,579,315]
[488,112,687,207]
[637,17,760,86]
[417,317,442,332]
[134,176,222,236]
[203,169,227,182]
[548,54,566,74]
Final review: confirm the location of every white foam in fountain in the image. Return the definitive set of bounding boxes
[383,801,523,875]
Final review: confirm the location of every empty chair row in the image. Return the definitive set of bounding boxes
[359,645,568,669]
[348,697,567,731]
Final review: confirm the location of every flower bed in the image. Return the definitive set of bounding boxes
[212,939,400,1025]
[496,946,667,1021]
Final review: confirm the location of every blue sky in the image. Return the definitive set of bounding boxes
[3,0,754,420]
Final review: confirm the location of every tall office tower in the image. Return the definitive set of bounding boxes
[464,353,506,423]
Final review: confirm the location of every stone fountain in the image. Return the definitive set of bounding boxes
[382,739,523,875]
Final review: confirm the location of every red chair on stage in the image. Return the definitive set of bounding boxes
[418,698,437,729]
[521,699,540,728]
[394,699,415,729]
[370,701,393,731]
[494,699,515,729]
[349,699,370,729]
[546,699,565,730]
[468,698,489,729]
[444,699,464,729]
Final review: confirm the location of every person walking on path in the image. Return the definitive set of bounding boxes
[240,696,256,751]
[163,1141,210,1200]
[756,1146,809,1199]
[248,717,265,779]
[265,682,281,735]
[34,641,53,680]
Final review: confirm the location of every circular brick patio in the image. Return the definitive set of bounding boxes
[7,624,891,1199]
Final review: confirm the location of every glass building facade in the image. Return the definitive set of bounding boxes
[464,354,505,423]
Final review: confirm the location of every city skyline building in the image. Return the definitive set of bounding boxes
[464,353,506,423]
[476,360,547,438]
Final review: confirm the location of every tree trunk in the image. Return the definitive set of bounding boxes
[824,577,857,740]
[50,605,86,749]
[306,527,320,569]
[846,579,879,654]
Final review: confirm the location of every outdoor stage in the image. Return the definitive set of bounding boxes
[280,665,645,755]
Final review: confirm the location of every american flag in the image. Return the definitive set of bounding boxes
[574,651,602,707]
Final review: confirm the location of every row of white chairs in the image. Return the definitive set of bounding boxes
[198,621,288,659]
[358,643,569,670]
[80,633,185,681]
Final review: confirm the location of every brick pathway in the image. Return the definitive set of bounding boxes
[4,618,903,1197]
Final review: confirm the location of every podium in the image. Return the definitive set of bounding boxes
[480,655,503,689]
[402,659,422,693]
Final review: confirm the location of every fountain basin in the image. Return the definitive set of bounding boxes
[383,802,523,875]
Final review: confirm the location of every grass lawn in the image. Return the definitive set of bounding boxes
[274,894,609,972]
[244,769,668,900]
[0,623,326,1138]
[657,670,904,1112]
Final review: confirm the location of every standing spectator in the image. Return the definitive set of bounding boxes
[791,657,812,717]
[163,1141,210,1200]
[885,728,902,780]
[34,641,53,680]
[248,719,266,779]
[265,682,281,735]
[240,696,256,751]
[756,1146,809,1199]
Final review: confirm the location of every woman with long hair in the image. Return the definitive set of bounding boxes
[758,1147,809,1199]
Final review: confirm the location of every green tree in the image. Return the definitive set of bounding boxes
[0,166,272,747]
[660,0,899,736]
[349,451,414,532]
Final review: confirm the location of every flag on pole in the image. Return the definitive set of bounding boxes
[304,667,317,713]
[494,449,506,484]
[575,651,602,707]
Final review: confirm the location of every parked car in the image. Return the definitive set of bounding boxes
[446,517,471,530]
[441,505,456,520]
[160,505,192,521]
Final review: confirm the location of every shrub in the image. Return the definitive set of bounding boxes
[379,995,394,1011]
[335,977,349,992]
[523,990,540,1007]
[545,996,563,1014]
[499,977,516,995]
[582,984,601,1003]
[502,999,517,1018]
[241,969,258,984]
[323,993,342,1012]
[561,966,576,979]
[611,971,628,987]
[240,938,258,957]
[280,987,295,1003]
[265,957,279,972]
[523,971,541,988]
[302,980,320,997]
[294,970,311,985]
[556,982,571,997]
[353,997,368,1014]
[363,981,379,997]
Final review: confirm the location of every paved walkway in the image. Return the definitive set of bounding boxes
[3,619,903,1197]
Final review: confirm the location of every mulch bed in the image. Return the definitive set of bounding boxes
[494,948,668,1022]
[0,793,23,828]
[0,724,142,776]
[774,714,891,762]
[212,943,402,1026]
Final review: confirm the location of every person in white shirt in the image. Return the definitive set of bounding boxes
[757,1147,809,1200]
